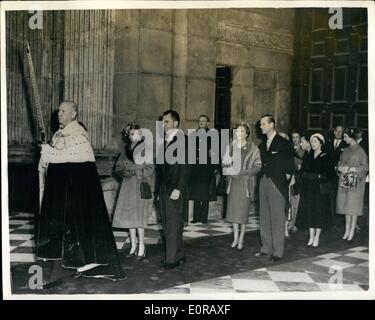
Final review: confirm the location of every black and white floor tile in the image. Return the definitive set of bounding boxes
[153,246,369,293]
[8,212,260,264]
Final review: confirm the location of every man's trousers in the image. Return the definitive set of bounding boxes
[259,176,286,258]
[159,184,185,264]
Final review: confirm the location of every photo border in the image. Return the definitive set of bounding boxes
[1,0,374,300]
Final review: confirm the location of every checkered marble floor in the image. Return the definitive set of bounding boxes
[8,212,259,264]
[153,246,369,293]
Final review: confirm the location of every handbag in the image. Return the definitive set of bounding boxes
[340,172,358,189]
[140,181,152,199]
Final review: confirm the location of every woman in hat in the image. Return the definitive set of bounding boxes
[112,122,155,260]
[336,128,368,241]
[296,133,335,247]
[222,122,261,251]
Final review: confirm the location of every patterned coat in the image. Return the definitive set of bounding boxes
[336,144,368,216]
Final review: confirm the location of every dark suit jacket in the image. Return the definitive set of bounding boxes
[157,134,191,198]
[189,128,217,201]
[327,139,348,166]
[259,133,295,200]
[358,137,369,156]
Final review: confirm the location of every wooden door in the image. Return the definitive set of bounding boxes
[292,8,368,133]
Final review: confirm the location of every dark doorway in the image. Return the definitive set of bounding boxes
[214,66,232,130]
[214,66,232,220]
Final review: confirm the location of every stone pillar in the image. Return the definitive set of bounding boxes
[64,10,115,150]
[137,10,173,131]
[184,10,217,130]
[275,71,292,133]
[113,10,140,148]
[171,10,188,128]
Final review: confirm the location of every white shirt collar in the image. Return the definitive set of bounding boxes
[165,128,179,142]
[266,131,277,150]
[267,131,277,142]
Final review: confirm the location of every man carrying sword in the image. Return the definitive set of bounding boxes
[36,101,125,282]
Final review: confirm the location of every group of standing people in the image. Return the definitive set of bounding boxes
[35,100,369,286]
[113,110,190,270]
[279,125,369,250]
[223,120,369,262]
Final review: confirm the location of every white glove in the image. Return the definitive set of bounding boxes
[38,158,48,172]
[170,189,180,200]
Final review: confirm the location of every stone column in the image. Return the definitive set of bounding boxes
[113,10,140,148]
[184,10,217,130]
[171,9,188,128]
[64,10,115,150]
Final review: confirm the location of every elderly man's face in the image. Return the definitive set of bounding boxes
[198,117,209,129]
[58,103,76,127]
[334,126,344,140]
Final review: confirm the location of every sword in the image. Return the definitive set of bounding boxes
[25,42,47,209]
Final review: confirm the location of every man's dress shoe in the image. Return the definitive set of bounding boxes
[160,257,186,270]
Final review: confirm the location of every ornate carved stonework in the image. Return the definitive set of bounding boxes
[218,22,293,55]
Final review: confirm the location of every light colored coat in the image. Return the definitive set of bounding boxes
[223,140,262,201]
[336,144,368,216]
[112,149,155,228]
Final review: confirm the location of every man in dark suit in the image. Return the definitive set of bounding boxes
[189,115,217,224]
[356,128,368,156]
[328,125,348,167]
[254,115,295,262]
[157,110,190,270]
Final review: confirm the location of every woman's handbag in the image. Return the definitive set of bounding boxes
[140,181,152,199]
[340,171,358,189]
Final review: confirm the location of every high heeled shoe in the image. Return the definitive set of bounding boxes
[126,247,138,258]
[231,241,239,249]
[237,241,244,251]
[347,234,355,242]
[312,238,319,248]
[136,246,147,261]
